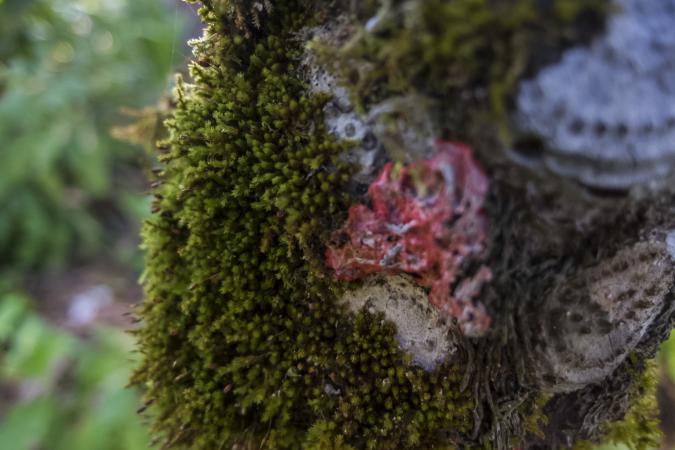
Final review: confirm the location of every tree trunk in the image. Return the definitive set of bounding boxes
[133,1,675,449]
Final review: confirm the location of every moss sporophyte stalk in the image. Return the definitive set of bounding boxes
[133,1,666,449]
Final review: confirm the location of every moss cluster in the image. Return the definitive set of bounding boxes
[133,1,641,449]
[133,1,476,448]
[575,359,662,450]
[211,0,275,37]
[602,360,662,450]
[317,0,606,136]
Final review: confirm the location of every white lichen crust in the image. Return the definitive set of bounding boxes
[300,19,386,188]
[340,275,457,371]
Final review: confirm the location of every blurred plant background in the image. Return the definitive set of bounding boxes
[0,293,149,450]
[0,0,184,273]
[0,0,191,447]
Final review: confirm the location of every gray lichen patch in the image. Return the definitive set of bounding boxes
[301,19,436,192]
[535,239,674,393]
[514,0,675,190]
[667,230,675,260]
[316,84,386,188]
[302,27,386,188]
[340,275,458,371]
[366,94,437,162]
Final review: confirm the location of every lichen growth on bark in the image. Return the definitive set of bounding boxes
[312,0,607,137]
[132,1,675,449]
[132,2,478,449]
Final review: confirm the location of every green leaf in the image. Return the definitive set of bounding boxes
[0,396,59,450]
[2,314,76,380]
[0,292,28,341]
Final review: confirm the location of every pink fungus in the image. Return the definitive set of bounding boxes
[326,140,493,336]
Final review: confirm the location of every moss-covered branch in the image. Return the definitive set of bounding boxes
[132,1,675,449]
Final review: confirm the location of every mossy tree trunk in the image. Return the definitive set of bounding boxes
[132,1,674,449]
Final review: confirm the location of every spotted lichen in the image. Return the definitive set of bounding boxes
[513,0,675,191]
[314,0,607,139]
[132,1,477,449]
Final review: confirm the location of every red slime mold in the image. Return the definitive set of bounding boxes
[326,140,492,336]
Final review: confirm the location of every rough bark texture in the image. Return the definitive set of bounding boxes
[133,1,674,449]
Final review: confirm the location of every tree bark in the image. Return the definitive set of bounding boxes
[134,1,675,448]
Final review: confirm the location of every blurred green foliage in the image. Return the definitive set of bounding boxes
[0,0,183,448]
[0,0,182,271]
[662,330,675,384]
[0,292,152,450]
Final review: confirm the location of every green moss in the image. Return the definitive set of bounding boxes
[599,360,662,450]
[520,393,551,443]
[304,421,358,450]
[132,1,476,449]
[132,1,619,449]
[316,0,606,137]
[574,360,662,450]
